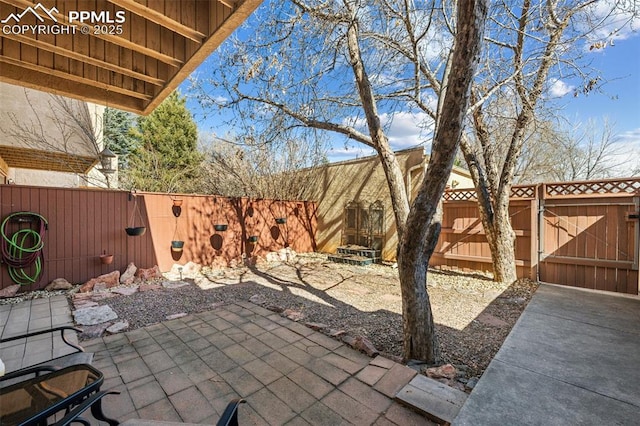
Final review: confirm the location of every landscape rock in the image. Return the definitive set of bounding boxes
[107,321,129,334]
[353,335,379,357]
[90,292,116,301]
[93,283,108,292]
[426,364,457,380]
[166,313,187,320]
[73,292,93,301]
[328,329,346,338]
[80,323,112,339]
[111,286,138,296]
[0,285,20,298]
[266,304,284,313]
[135,265,162,280]
[120,263,137,285]
[305,322,328,331]
[139,283,162,292]
[74,301,99,310]
[45,278,72,291]
[162,280,190,289]
[342,334,379,357]
[249,294,266,305]
[265,252,281,263]
[80,270,121,293]
[181,262,202,279]
[73,305,118,326]
[282,309,305,322]
[278,248,297,262]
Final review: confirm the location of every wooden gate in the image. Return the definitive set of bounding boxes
[432,178,640,295]
[538,181,639,294]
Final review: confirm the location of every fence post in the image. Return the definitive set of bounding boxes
[536,184,546,282]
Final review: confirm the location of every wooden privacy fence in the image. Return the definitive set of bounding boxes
[431,177,640,294]
[0,185,317,292]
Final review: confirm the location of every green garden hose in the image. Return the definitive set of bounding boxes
[1,212,48,286]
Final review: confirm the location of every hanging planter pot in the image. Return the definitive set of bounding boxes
[214,224,228,232]
[125,226,146,236]
[247,235,259,243]
[172,199,183,207]
[275,217,287,224]
[126,192,147,236]
[99,253,114,265]
[171,240,185,252]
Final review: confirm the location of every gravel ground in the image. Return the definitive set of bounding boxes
[2,253,538,380]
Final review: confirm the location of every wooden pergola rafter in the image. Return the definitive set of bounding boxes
[0,0,260,115]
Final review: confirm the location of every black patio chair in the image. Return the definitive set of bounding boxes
[0,326,93,378]
[216,398,246,426]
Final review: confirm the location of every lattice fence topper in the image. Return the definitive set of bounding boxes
[442,178,640,201]
[443,185,537,201]
[544,178,640,197]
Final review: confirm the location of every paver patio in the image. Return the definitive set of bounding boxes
[0,296,434,425]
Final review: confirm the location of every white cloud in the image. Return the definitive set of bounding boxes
[548,78,575,98]
[582,1,640,50]
[327,145,376,162]
[380,111,435,149]
[609,128,640,176]
[342,110,435,152]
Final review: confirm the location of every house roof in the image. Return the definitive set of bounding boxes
[0,0,262,115]
[326,146,472,178]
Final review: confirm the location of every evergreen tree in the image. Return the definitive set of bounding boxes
[127,91,202,193]
[103,107,137,169]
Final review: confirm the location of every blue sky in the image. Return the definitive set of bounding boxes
[182,5,640,172]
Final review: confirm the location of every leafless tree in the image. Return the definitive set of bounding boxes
[516,118,628,183]
[199,133,326,200]
[193,0,487,362]
[3,90,111,187]
[376,0,638,282]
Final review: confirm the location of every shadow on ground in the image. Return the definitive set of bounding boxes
[100,257,537,380]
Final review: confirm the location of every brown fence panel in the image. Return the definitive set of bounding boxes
[539,188,639,294]
[430,185,538,279]
[1,185,317,292]
[432,178,640,294]
[0,186,155,292]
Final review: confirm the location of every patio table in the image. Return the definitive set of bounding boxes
[0,363,119,426]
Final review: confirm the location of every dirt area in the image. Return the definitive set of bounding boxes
[0,253,538,383]
[101,253,538,381]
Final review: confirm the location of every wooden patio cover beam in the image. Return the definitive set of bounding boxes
[0,0,263,114]
[107,0,206,43]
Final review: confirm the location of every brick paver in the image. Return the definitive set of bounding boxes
[6,299,436,425]
[374,363,418,398]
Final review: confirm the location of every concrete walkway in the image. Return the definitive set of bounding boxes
[454,283,640,425]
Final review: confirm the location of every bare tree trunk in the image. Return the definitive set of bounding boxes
[398,0,488,362]
[483,204,518,283]
[345,14,410,239]
[460,135,518,283]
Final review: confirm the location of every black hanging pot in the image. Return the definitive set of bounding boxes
[125,226,146,236]
[214,224,228,232]
[171,240,184,252]
[275,217,287,224]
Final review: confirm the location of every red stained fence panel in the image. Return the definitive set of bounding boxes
[0,185,316,292]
